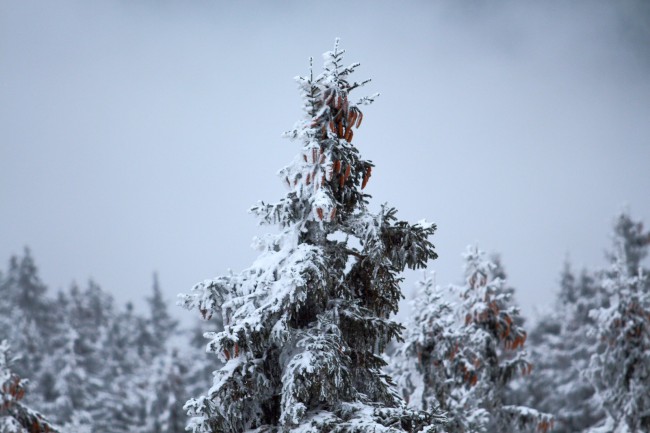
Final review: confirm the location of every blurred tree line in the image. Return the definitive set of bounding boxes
[0,251,218,433]
[1,213,648,433]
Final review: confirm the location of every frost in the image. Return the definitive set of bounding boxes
[391,249,553,432]
[178,41,440,433]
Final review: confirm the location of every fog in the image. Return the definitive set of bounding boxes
[2,0,649,324]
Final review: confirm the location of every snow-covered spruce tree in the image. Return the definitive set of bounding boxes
[391,273,487,433]
[513,263,606,433]
[585,213,650,432]
[453,246,553,432]
[0,340,59,433]
[180,41,440,433]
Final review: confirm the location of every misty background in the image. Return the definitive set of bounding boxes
[2,0,649,325]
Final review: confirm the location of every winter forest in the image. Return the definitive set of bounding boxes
[2,36,650,433]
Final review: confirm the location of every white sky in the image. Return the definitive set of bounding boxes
[2,0,649,325]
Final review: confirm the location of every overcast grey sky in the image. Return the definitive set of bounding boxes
[2,0,649,324]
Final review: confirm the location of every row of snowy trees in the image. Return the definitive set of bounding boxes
[179,42,650,433]
[2,42,649,433]
[4,211,646,433]
[392,210,650,433]
[513,213,650,433]
[0,251,217,432]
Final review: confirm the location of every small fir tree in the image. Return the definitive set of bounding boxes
[180,41,440,432]
[454,246,552,432]
[391,272,487,433]
[93,303,149,433]
[37,325,94,427]
[0,250,52,382]
[62,281,115,428]
[145,349,191,433]
[0,252,194,432]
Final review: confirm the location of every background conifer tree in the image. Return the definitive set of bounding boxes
[147,273,179,356]
[512,263,606,433]
[585,213,650,432]
[144,349,191,433]
[391,272,487,432]
[180,40,440,432]
[93,302,150,433]
[455,247,552,432]
[393,248,552,433]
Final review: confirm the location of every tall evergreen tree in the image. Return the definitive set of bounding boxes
[180,41,440,432]
[585,212,650,432]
